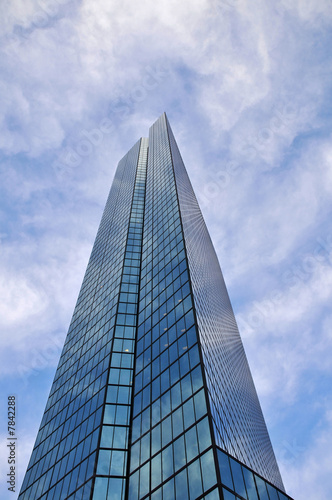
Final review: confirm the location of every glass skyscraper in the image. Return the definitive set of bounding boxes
[19,114,293,500]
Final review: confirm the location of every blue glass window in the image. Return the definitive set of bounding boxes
[255,476,270,500]
[151,453,161,490]
[188,459,203,499]
[242,467,258,500]
[223,489,237,500]
[175,469,189,500]
[200,450,217,491]
[267,483,280,500]
[217,449,234,490]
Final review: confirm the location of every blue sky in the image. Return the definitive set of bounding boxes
[1,0,332,498]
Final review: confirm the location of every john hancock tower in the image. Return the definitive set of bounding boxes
[19,114,293,500]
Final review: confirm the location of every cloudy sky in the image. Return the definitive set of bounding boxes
[1,0,332,498]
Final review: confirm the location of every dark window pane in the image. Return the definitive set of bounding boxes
[188,459,203,500]
[242,467,258,500]
[230,458,247,499]
[255,476,270,500]
[217,450,234,490]
[197,417,212,452]
[175,469,189,500]
[92,477,107,499]
[200,450,217,492]
[267,483,280,500]
[139,462,150,498]
[151,452,161,490]
[163,477,175,499]
[223,489,236,500]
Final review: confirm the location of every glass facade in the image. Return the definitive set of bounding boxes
[19,114,293,500]
[217,448,291,500]
[167,119,282,489]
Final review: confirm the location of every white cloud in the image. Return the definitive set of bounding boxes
[0,272,47,328]
[199,135,332,297]
[0,213,94,377]
[1,0,329,168]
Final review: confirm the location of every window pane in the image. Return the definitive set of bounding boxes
[197,417,212,452]
[151,424,161,455]
[188,459,203,500]
[130,442,139,472]
[183,398,195,429]
[163,478,175,499]
[223,489,236,500]
[175,469,189,500]
[193,389,207,420]
[140,433,150,464]
[104,405,116,425]
[200,450,217,492]
[162,444,174,481]
[116,405,130,425]
[139,462,150,498]
[100,426,114,448]
[190,365,203,392]
[128,472,139,500]
[162,416,172,447]
[267,483,280,500]
[97,450,110,475]
[242,467,258,500]
[110,450,126,476]
[172,407,184,438]
[151,452,161,489]
[92,477,107,499]
[278,493,292,500]
[113,426,128,449]
[203,488,220,500]
[254,476,270,500]
[230,457,247,499]
[151,487,162,500]
[107,478,124,499]
[185,426,198,462]
[173,435,186,472]
[217,449,234,490]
